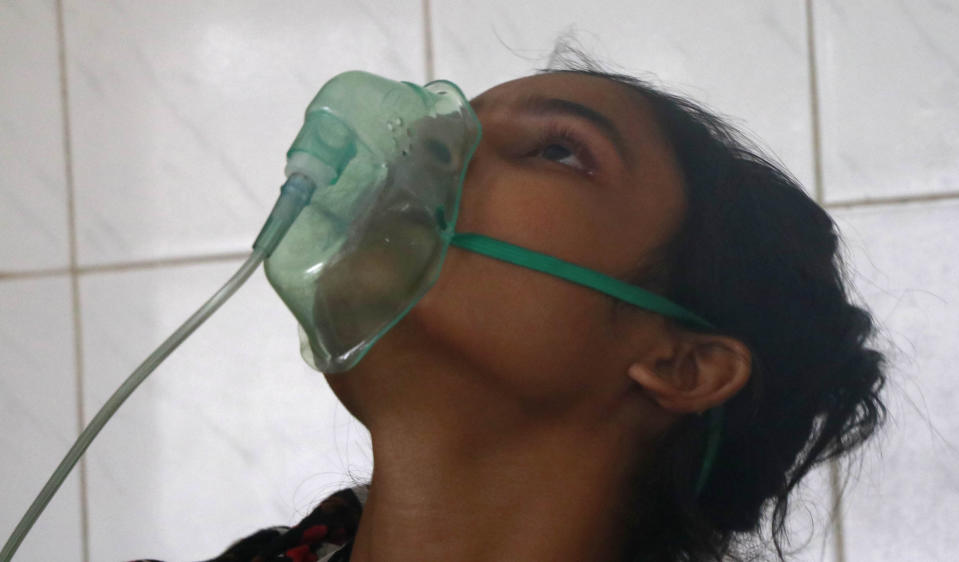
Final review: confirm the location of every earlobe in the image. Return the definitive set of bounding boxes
[627,336,751,414]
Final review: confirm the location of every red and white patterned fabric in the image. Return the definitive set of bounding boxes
[129,483,368,562]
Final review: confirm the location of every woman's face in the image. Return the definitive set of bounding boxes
[325,72,688,427]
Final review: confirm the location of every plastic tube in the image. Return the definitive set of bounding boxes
[1,174,317,562]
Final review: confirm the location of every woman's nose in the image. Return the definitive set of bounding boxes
[454,137,491,233]
[461,134,486,188]
[462,117,499,184]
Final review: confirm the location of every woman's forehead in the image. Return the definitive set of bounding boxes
[470,73,641,118]
[471,73,663,146]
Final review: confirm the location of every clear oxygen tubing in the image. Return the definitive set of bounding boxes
[0,173,320,562]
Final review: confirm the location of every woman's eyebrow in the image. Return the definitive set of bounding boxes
[470,95,630,167]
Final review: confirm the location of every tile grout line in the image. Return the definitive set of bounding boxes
[805,1,847,561]
[54,1,90,561]
[2,184,959,282]
[423,0,435,82]
[828,459,847,562]
[806,0,826,207]
[0,250,251,281]
[825,189,959,209]
[2,187,958,279]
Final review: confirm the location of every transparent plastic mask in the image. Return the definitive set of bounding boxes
[264,71,481,374]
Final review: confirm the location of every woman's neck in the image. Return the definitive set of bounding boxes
[346,412,645,562]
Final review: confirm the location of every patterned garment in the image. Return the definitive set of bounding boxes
[129,483,368,562]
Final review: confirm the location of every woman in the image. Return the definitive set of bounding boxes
[136,46,888,562]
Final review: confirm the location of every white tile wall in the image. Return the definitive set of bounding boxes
[832,199,959,561]
[2,0,958,560]
[63,0,425,267]
[0,0,70,273]
[79,260,371,560]
[0,276,83,560]
[814,0,959,204]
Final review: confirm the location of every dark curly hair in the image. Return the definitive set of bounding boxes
[534,42,889,561]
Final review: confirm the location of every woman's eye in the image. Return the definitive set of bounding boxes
[529,123,596,175]
[523,122,598,176]
[540,143,584,169]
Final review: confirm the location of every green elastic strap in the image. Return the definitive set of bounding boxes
[696,407,723,495]
[449,232,721,495]
[449,233,716,330]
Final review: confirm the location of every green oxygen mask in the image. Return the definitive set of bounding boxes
[264,70,482,374]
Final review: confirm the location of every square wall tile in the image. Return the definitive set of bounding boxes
[815,1,959,203]
[0,276,83,560]
[831,199,959,560]
[64,0,425,267]
[433,0,816,196]
[80,260,371,561]
[0,0,70,272]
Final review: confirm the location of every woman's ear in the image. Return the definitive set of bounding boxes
[627,334,751,413]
